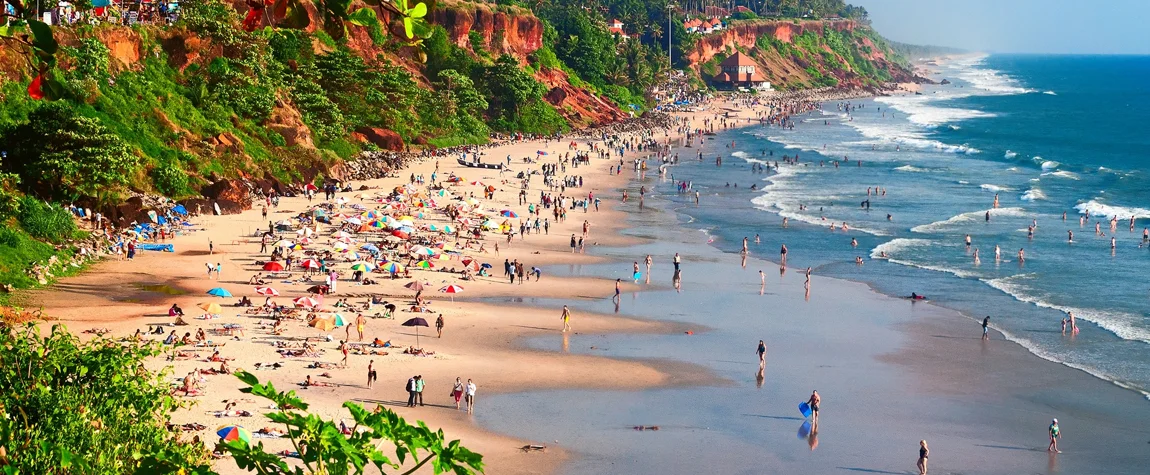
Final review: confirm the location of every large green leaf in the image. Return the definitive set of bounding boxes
[28,20,58,55]
[346,7,378,27]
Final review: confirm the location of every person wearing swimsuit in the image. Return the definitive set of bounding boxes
[756,340,767,367]
[917,440,929,474]
[807,390,821,421]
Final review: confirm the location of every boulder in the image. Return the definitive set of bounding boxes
[201,179,253,210]
[355,127,405,151]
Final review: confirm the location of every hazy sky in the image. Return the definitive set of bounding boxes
[861,0,1150,54]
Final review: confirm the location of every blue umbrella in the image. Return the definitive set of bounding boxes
[361,243,380,252]
[207,287,232,297]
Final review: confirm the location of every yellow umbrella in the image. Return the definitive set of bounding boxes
[308,317,335,331]
[199,302,222,314]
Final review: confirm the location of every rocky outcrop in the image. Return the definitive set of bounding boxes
[355,127,405,151]
[686,19,927,89]
[685,19,858,66]
[265,100,316,149]
[201,178,254,212]
[431,5,543,61]
[535,68,629,127]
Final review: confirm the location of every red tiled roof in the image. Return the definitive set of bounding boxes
[719,52,757,68]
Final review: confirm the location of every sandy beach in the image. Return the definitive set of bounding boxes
[21,80,1149,475]
[21,99,746,473]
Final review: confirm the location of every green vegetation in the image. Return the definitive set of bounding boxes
[0,322,485,474]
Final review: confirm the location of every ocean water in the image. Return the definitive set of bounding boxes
[679,54,1150,399]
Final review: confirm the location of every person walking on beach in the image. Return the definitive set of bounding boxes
[982,316,990,340]
[613,279,622,302]
[917,440,929,475]
[209,240,214,255]
[756,340,767,367]
[452,377,465,410]
[807,391,821,421]
[366,360,377,389]
[570,234,577,253]
[1048,419,1061,453]
[673,253,681,272]
[465,379,477,414]
[339,340,349,367]
[561,305,572,332]
[355,314,366,341]
[435,314,444,338]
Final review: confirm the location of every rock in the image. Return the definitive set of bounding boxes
[940,79,951,85]
[355,127,405,151]
[265,101,316,148]
[201,179,253,210]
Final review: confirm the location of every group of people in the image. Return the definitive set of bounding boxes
[404,375,477,414]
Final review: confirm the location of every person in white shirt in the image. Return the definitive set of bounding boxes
[465,379,477,414]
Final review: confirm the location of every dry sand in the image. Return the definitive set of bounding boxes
[23,99,766,473]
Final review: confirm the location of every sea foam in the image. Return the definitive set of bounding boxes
[1074,199,1150,219]
[911,207,1028,233]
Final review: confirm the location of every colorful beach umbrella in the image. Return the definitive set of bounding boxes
[331,313,348,327]
[254,286,279,296]
[381,262,405,274]
[414,260,434,269]
[262,261,284,271]
[350,261,375,272]
[500,210,518,218]
[299,259,321,270]
[274,240,295,248]
[207,287,232,297]
[216,425,251,444]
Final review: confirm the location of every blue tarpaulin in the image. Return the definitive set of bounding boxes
[137,244,174,252]
[172,204,188,215]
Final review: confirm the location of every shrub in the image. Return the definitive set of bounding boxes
[16,196,78,244]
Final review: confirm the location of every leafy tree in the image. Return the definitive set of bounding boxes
[480,54,544,117]
[0,102,138,202]
[435,69,487,116]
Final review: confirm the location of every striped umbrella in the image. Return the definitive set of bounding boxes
[299,259,321,269]
[293,296,320,308]
[350,261,375,272]
[254,286,279,296]
[381,262,405,274]
[414,260,434,269]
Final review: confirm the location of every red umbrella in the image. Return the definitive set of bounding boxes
[262,261,284,271]
[254,286,279,296]
[299,259,321,269]
[391,230,410,239]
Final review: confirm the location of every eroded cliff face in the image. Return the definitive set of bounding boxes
[431,5,543,60]
[685,19,924,89]
[535,68,628,127]
[685,19,857,66]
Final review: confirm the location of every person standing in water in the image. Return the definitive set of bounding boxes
[560,305,572,332]
[1048,419,1061,453]
[917,440,929,475]
[993,193,999,209]
[780,244,788,266]
[644,254,653,283]
[994,245,1001,262]
[807,390,821,421]
[756,340,767,367]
